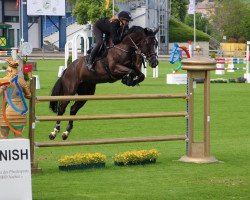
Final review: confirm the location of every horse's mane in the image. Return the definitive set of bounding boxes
[126,26,156,37]
[126,26,145,35]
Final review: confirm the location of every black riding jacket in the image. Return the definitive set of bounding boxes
[95,18,128,45]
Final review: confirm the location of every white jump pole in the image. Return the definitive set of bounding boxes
[153,44,159,78]
[64,40,72,69]
[153,66,158,78]
[62,31,89,74]
[72,32,89,62]
[245,41,250,83]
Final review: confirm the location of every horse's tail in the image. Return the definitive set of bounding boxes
[49,77,63,113]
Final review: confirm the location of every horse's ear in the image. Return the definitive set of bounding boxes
[153,27,159,35]
[144,27,159,35]
[144,27,154,35]
[144,28,149,35]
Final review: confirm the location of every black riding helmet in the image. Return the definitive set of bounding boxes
[118,11,133,22]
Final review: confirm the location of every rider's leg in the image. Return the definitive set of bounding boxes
[87,26,103,72]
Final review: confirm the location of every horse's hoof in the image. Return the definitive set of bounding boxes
[49,133,56,140]
[62,132,69,140]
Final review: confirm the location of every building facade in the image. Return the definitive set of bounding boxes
[0,0,41,49]
[0,0,170,52]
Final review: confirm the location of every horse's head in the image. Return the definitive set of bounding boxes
[125,26,159,68]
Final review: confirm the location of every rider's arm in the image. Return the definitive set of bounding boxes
[110,22,121,45]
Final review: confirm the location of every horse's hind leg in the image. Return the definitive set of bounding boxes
[49,101,70,140]
[62,84,96,140]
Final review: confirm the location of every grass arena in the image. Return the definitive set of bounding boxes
[2,59,250,199]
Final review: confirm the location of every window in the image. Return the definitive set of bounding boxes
[8,29,15,47]
[4,16,19,23]
[17,29,20,47]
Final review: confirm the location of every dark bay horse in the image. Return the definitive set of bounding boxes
[49,26,159,140]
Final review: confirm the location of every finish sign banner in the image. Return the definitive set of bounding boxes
[0,139,32,200]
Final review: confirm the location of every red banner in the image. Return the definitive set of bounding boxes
[23,64,33,73]
[16,0,19,9]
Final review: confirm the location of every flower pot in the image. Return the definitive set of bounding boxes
[114,159,156,166]
[59,163,105,171]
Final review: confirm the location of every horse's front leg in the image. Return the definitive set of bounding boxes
[49,101,69,140]
[49,121,61,140]
[131,72,145,86]
[121,68,145,86]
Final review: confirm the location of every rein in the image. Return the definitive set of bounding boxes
[102,33,156,78]
[112,35,147,67]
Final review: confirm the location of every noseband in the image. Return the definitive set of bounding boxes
[128,35,158,64]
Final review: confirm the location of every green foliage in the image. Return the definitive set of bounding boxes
[169,19,210,42]
[210,0,250,41]
[171,0,188,22]
[67,55,72,66]
[185,13,212,35]
[72,0,115,24]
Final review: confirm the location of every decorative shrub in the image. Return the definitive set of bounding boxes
[210,78,228,83]
[58,153,106,171]
[67,55,72,66]
[113,149,160,166]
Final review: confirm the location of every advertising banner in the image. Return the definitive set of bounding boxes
[27,0,65,16]
[0,139,32,200]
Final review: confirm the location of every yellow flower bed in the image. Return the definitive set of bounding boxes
[58,153,106,167]
[113,149,160,166]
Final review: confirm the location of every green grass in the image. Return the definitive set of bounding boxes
[4,59,250,199]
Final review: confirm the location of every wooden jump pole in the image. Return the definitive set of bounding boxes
[35,111,187,122]
[35,135,187,147]
[29,77,42,172]
[36,93,187,101]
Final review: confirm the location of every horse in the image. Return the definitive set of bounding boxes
[49,26,159,140]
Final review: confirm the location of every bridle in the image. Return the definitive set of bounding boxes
[112,34,158,65]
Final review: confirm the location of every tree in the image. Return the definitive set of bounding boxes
[72,0,115,24]
[185,13,212,35]
[210,0,250,41]
[171,0,188,22]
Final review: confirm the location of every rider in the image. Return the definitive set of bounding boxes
[86,11,133,72]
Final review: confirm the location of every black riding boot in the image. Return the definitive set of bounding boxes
[86,46,99,72]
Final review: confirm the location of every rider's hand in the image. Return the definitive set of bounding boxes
[113,37,120,45]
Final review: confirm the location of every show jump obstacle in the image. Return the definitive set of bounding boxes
[29,55,217,173]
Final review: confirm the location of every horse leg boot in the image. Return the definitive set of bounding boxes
[131,73,145,86]
[62,121,73,140]
[49,122,61,140]
[122,70,137,86]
